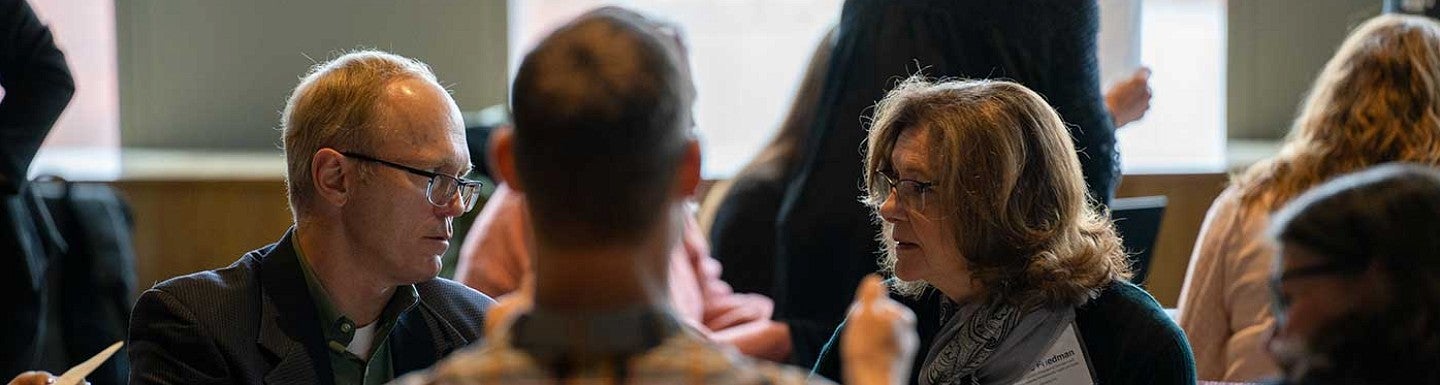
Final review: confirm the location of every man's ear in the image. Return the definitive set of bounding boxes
[675,139,701,198]
[312,148,350,208]
[489,125,523,192]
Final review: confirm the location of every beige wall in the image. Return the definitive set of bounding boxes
[115,0,509,149]
[1227,0,1379,140]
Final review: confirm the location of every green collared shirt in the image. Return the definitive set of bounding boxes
[295,240,419,385]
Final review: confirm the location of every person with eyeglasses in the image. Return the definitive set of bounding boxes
[126,50,495,385]
[810,77,1194,385]
[1263,163,1440,384]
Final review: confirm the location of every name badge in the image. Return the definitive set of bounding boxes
[1014,322,1094,385]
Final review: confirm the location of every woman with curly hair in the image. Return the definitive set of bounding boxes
[813,77,1193,385]
[1177,14,1440,382]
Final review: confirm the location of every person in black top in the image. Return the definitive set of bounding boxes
[0,0,71,192]
[0,0,74,381]
[701,25,835,297]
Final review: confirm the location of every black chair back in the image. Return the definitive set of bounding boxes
[1111,196,1167,286]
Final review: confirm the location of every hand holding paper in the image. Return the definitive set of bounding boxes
[53,341,122,385]
[6,371,56,385]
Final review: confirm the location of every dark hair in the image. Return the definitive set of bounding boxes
[1268,162,1440,384]
[510,7,694,249]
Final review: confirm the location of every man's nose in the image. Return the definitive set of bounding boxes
[434,193,466,218]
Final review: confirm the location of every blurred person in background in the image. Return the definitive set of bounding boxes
[1178,14,1440,382]
[1265,163,1440,384]
[399,7,919,384]
[454,18,792,362]
[1,0,84,381]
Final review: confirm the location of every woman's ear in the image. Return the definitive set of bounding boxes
[311,148,350,208]
[489,125,524,192]
[675,139,702,198]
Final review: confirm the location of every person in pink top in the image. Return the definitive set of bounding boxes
[455,183,792,361]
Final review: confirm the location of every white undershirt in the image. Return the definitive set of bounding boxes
[348,323,378,361]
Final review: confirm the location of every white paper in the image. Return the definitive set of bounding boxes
[55,341,123,385]
[1014,324,1094,385]
[1096,0,1143,88]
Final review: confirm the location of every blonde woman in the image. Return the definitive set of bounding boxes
[1177,14,1440,382]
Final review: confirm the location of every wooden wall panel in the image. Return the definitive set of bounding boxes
[116,180,292,291]
[117,173,1232,306]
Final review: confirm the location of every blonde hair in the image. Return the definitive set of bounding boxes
[1236,14,1440,213]
[862,77,1130,307]
[280,50,439,219]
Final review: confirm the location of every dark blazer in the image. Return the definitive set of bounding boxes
[127,229,494,385]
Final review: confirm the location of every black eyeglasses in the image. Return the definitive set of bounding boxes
[1269,261,1365,316]
[340,152,483,212]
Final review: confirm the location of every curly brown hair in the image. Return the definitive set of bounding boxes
[1236,14,1440,214]
[862,76,1131,308]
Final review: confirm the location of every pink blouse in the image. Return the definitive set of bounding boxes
[1177,187,1281,382]
[454,184,791,360]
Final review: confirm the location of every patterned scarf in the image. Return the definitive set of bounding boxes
[919,297,1074,385]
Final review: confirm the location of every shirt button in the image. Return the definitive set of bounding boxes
[340,322,354,333]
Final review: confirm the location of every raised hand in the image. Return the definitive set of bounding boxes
[1105,67,1153,128]
[842,275,919,385]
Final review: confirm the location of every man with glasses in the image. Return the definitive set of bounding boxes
[127,50,494,385]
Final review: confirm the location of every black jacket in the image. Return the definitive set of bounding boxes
[0,0,73,192]
[0,0,76,379]
[127,229,495,385]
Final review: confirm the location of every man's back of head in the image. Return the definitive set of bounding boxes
[509,7,696,250]
[393,8,871,385]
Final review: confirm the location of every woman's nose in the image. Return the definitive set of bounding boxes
[878,192,906,223]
